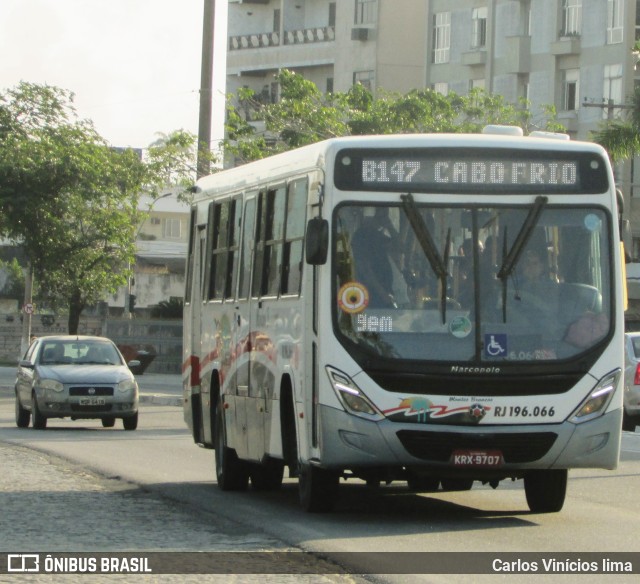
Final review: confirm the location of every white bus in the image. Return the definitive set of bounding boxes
[183,127,625,513]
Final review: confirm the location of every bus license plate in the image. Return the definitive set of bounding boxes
[79,398,106,406]
[451,450,504,467]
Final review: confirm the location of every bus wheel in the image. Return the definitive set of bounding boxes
[214,403,248,491]
[250,459,285,491]
[299,464,339,512]
[524,469,567,513]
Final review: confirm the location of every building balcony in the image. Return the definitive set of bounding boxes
[229,26,335,51]
[550,35,581,56]
[504,35,530,73]
[461,49,487,66]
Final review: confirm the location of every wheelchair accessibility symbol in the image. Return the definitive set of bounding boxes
[484,334,507,358]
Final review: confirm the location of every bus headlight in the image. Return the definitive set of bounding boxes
[326,367,384,421]
[570,369,620,424]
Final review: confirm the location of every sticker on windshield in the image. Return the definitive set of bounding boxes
[484,333,507,358]
[584,213,601,232]
[338,282,369,314]
[450,315,472,338]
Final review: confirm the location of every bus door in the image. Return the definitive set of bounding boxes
[188,223,207,440]
[246,187,285,461]
[230,193,260,460]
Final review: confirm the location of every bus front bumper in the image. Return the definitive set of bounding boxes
[315,404,622,473]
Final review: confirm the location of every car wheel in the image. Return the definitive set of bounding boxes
[524,469,567,513]
[101,417,116,428]
[15,392,30,428]
[31,394,47,430]
[122,412,138,431]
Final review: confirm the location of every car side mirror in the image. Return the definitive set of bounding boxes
[19,359,34,369]
[305,217,329,265]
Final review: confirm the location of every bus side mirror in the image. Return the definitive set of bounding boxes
[305,217,329,265]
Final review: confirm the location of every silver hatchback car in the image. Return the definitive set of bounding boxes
[15,335,140,430]
[623,332,640,432]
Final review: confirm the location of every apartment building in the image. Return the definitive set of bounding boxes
[226,0,640,252]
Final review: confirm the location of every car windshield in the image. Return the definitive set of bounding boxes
[39,341,121,365]
[334,202,612,364]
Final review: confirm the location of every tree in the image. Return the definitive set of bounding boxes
[0,82,204,333]
[591,86,640,162]
[223,70,564,163]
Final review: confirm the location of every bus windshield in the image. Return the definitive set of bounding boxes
[334,202,612,364]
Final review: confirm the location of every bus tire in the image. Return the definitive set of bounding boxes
[524,469,567,513]
[250,459,285,491]
[298,464,339,512]
[214,400,249,491]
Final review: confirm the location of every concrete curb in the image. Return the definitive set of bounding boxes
[139,394,182,407]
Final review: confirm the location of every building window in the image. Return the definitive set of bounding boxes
[562,69,580,111]
[561,0,582,36]
[433,82,449,95]
[604,64,624,118]
[162,217,182,239]
[433,12,451,64]
[523,1,532,36]
[353,70,374,90]
[636,0,640,41]
[470,78,486,91]
[354,0,376,25]
[608,0,624,43]
[471,7,488,48]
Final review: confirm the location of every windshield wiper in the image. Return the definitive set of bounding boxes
[400,193,449,323]
[496,195,548,322]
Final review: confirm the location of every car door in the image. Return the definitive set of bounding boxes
[16,339,39,406]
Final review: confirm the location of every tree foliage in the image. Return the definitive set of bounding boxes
[0,82,203,333]
[591,86,640,162]
[223,70,565,164]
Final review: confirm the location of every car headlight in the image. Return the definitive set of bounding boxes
[39,378,64,392]
[570,369,620,424]
[117,379,138,393]
[326,366,383,421]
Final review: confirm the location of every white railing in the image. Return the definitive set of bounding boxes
[229,26,335,50]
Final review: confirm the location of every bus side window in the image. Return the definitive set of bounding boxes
[282,178,308,295]
[238,196,257,300]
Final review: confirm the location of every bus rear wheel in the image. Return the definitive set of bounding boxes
[214,402,249,491]
[524,469,567,513]
[299,464,339,512]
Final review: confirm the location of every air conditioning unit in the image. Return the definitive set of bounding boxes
[351,27,370,41]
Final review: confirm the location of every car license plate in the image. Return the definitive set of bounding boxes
[451,450,504,467]
[79,397,106,406]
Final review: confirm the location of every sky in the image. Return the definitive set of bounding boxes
[0,0,228,150]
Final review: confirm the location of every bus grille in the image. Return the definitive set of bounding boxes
[396,430,558,463]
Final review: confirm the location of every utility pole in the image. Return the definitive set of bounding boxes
[197,0,215,179]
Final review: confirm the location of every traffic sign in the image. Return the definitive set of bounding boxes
[23,303,34,315]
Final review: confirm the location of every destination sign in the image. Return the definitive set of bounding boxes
[334,148,609,194]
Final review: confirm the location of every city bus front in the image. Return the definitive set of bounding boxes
[308,137,624,512]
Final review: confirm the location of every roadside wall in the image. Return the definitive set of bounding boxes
[0,313,182,374]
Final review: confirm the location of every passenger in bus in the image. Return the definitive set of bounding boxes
[351,207,408,308]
